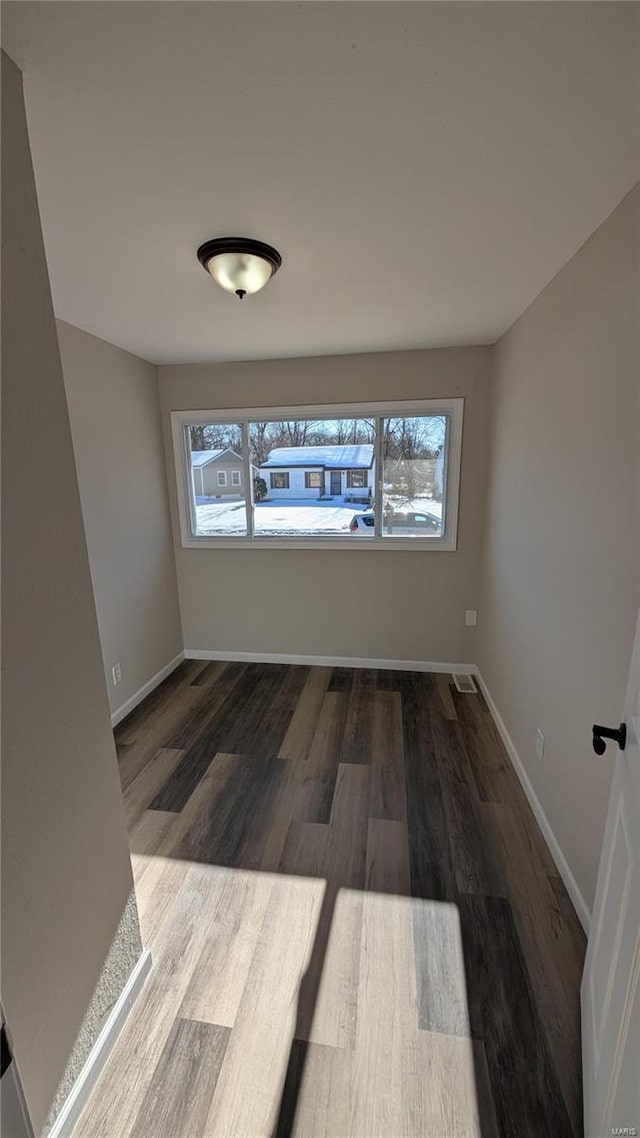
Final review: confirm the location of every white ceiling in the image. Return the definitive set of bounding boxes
[3,2,639,364]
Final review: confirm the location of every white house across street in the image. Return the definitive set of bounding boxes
[259,443,375,503]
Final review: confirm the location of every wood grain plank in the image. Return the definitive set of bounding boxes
[405,1032,498,1138]
[154,675,255,810]
[202,873,325,1138]
[169,753,300,872]
[340,667,376,764]
[129,809,177,892]
[413,896,472,1037]
[274,1040,351,1138]
[129,1018,230,1138]
[189,659,230,687]
[435,672,459,720]
[116,683,206,791]
[278,666,331,761]
[245,663,309,760]
[122,747,184,829]
[452,687,519,805]
[279,820,330,881]
[327,666,354,692]
[481,801,585,1134]
[135,757,232,943]
[369,689,406,822]
[351,819,416,1136]
[114,659,207,744]
[457,892,575,1138]
[432,717,506,897]
[213,662,291,756]
[178,867,274,1028]
[73,868,225,1138]
[374,668,407,691]
[293,692,346,824]
[355,819,409,1033]
[304,763,369,1050]
[129,809,177,858]
[402,672,456,901]
[164,661,249,752]
[327,761,370,890]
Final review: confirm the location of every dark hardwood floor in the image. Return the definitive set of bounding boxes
[75,660,586,1138]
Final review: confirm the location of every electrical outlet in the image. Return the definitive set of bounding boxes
[465,609,478,627]
[112,662,122,686]
[535,728,545,762]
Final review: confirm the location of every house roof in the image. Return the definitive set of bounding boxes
[261,444,374,470]
[191,448,238,467]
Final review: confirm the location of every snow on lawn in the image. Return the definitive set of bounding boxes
[195,497,367,536]
[194,496,443,537]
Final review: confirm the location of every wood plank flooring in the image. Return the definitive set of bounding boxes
[73,661,586,1138]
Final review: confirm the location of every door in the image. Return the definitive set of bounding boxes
[582,609,640,1138]
[330,471,341,496]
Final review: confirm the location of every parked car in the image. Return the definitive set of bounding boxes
[388,509,441,532]
[350,509,441,534]
[350,512,375,533]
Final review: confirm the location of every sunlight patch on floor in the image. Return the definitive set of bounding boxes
[123,849,485,1137]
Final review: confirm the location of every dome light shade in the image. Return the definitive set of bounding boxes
[197,237,282,300]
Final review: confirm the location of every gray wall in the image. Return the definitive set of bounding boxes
[1,52,140,1133]
[477,185,640,914]
[158,346,492,664]
[58,320,183,718]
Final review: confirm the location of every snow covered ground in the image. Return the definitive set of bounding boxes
[195,497,363,536]
[194,496,442,537]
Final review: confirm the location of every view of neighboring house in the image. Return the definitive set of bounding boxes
[259,443,375,502]
[191,448,245,498]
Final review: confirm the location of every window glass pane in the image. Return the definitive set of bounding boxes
[250,418,375,537]
[347,470,366,488]
[381,415,447,538]
[187,423,248,536]
[270,472,290,490]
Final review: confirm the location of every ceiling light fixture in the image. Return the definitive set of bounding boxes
[197,236,282,300]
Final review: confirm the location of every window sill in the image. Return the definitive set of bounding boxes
[181,536,458,552]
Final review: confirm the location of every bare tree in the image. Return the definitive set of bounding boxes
[189,425,208,451]
[381,416,446,503]
[189,423,243,453]
[283,420,311,447]
[249,422,272,467]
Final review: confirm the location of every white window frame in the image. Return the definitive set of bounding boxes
[171,398,463,552]
[216,470,227,487]
[231,470,241,487]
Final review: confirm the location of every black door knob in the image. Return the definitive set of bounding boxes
[592,723,626,755]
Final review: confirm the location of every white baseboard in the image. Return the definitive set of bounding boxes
[475,669,591,935]
[184,648,475,674]
[46,949,152,1138]
[110,652,185,727]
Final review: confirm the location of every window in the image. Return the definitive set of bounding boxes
[381,415,447,538]
[253,417,374,537]
[347,470,367,488]
[270,472,290,490]
[185,423,248,536]
[173,400,463,549]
